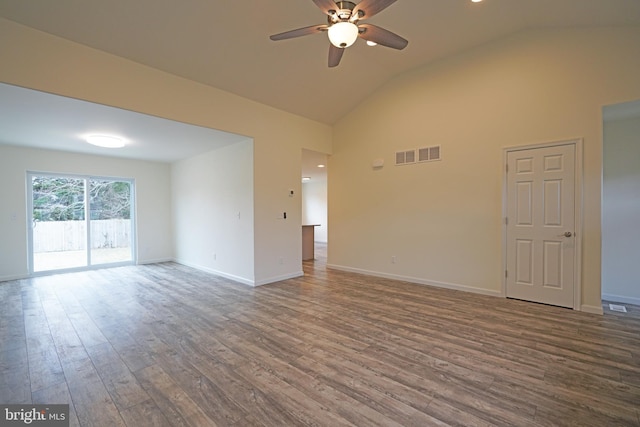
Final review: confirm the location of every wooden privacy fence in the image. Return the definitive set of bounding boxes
[33,219,131,252]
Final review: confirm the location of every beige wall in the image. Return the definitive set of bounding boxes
[0,145,172,281]
[330,27,640,312]
[603,115,640,304]
[0,18,332,285]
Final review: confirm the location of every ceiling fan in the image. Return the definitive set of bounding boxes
[270,0,408,67]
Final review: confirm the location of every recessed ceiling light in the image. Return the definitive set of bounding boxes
[471,0,482,3]
[317,164,325,168]
[84,134,126,148]
[302,177,311,182]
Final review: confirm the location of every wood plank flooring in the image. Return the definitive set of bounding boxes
[2,248,640,426]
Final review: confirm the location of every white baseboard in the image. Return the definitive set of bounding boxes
[254,271,304,287]
[173,259,255,286]
[326,264,502,298]
[0,273,28,283]
[174,259,304,287]
[601,293,640,306]
[581,304,604,315]
[137,257,173,265]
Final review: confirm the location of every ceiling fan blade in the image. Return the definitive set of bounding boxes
[358,23,408,50]
[270,24,328,41]
[312,0,338,15]
[352,0,397,20]
[328,44,345,67]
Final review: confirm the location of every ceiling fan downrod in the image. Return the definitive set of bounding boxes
[327,1,360,23]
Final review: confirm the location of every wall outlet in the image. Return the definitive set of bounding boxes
[279,257,284,265]
[213,253,217,260]
[391,256,397,264]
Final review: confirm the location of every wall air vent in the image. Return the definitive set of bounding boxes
[395,149,416,166]
[418,145,441,162]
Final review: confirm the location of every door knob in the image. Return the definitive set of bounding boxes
[563,231,573,237]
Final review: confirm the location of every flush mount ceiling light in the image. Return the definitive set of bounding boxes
[84,134,126,148]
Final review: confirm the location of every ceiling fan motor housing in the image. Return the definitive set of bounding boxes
[331,1,358,21]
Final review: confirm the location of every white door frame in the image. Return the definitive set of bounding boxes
[501,138,584,310]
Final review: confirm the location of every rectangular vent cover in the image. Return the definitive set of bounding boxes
[418,145,441,162]
[609,304,627,313]
[395,150,416,165]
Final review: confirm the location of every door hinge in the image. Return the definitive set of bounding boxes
[505,163,509,173]
[505,270,508,278]
[505,217,508,225]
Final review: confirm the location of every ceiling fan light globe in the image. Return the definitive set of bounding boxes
[328,22,359,48]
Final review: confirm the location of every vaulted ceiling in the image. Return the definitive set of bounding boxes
[2,0,640,125]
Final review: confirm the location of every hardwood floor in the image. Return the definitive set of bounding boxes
[2,250,640,426]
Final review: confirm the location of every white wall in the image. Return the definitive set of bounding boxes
[602,115,640,305]
[0,18,332,286]
[172,140,255,284]
[0,145,172,281]
[329,27,640,312]
[302,180,328,243]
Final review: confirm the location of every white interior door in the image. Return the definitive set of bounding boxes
[505,143,576,308]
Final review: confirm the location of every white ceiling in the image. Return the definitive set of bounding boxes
[1,0,639,165]
[0,83,249,163]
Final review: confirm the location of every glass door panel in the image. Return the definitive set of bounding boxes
[89,179,133,265]
[31,175,87,272]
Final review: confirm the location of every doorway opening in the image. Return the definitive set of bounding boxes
[301,149,328,264]
[602,99,640,307]
[28,172,135,273]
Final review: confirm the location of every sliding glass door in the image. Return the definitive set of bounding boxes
[29,173,135,273]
